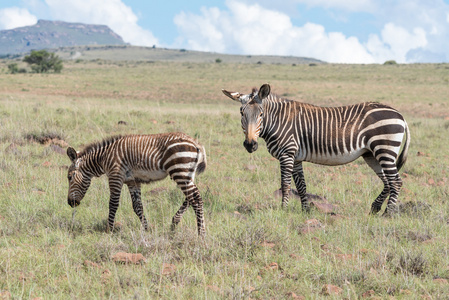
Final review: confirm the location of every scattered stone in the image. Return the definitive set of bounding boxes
[32,187,45,195]
[362,290,375,298]
[289,253,304,260]
[244,164,257,171]
[5,143,20,155]
[151,119,158,124]
[311,201,338,214]
[84,260,101,269]
[400,289,412,295]
[285,292,305,299]
[433,278,448,284]
[298,219,324,234]
[165,120,175,124]
[261,241,275,248]
[101,269,112,282]
[236,204,253,214]
[321,284,342,296]
[161,263,176,275]
[111,252,146,264]
[206,285,221,293]
[42,161,52,167]
[265,262,279,271]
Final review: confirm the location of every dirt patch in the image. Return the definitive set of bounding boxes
[25,132,68,148]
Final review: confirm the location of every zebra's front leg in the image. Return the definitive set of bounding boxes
[293,161,310,212]
[127,182,149,231]
[107,176,124,232]
[279,155,294,208]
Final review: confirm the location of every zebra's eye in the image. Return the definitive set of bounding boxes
[68,174,73,181]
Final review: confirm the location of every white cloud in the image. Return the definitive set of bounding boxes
[366,23,427,63]
[0,7,37,30]
[174,0,375,63]
[291,0,375,11]
[174,0,449,63]
[44,0,158,46]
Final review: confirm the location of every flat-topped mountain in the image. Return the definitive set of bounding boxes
[0,19,125,56]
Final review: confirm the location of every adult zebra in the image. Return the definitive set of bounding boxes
[66,133,207,235]
[222,84,410,215]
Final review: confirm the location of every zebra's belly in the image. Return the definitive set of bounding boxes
[125,169,168,184]
[302,148,368,166]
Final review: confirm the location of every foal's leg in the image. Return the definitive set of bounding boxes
[127,182,149,230]
[107,173,124,231]
[173,180,205,236]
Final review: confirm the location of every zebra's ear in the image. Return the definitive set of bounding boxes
[222,89,242,103]
[67,147,78,163]
[258,84,271,100]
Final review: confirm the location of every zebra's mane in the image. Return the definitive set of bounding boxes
[78,135,123,157]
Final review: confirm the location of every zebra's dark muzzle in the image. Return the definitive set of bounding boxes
[68,198,80,208]
[243,140,258,153]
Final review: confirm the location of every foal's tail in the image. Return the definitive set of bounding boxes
[195,145,207,175]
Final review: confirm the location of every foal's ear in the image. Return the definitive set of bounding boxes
[258,83,271,100]
[67,147,78,163]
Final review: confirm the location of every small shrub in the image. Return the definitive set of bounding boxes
[23,50,63,73]
[215,58,222,63]
[397,252,427,276]
[7,63,19,74]
[384,60,397,65]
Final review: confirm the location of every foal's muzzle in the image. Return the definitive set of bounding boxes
[243,140,258,153]
[68,198,80,208]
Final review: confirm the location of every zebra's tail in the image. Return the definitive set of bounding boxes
[396,120,410,172]
[195,145,207,174]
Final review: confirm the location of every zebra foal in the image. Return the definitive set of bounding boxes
[223,84,410,215]
[66,133,207,235]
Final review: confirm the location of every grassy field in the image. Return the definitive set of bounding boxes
[0,59,448,299]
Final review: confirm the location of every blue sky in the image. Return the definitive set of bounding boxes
[1,0,449,63]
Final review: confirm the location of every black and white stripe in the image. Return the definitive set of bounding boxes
[223,84,410,215]
[66,133,207,235]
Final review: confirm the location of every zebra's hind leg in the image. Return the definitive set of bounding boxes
[293,161,310,212]
[362,155,390,215]
[383,172,402,216]
[171,200,189,231]
[174,180,205,236]
[127,182,149,231]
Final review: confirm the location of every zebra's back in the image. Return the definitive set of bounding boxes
[287,101,406,165]
[102,133,206,184]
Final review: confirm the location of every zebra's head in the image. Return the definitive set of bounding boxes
[66,147,91,208]
[222,84,271,153]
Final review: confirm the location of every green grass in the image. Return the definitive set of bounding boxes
[0,60,448,299]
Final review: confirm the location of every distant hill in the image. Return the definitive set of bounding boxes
[0,20,125,56]
[54,45,324,65]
